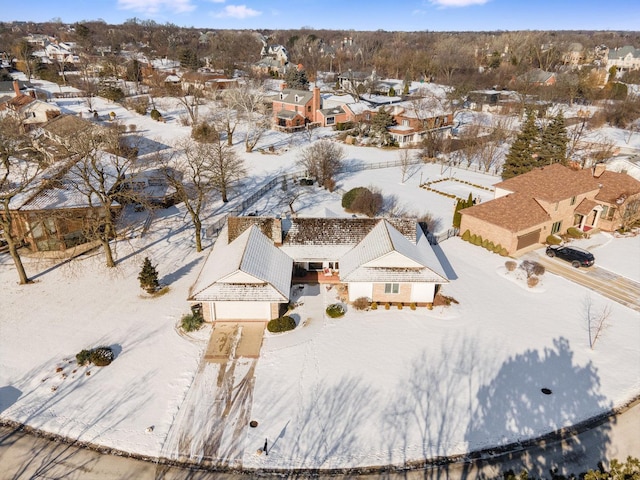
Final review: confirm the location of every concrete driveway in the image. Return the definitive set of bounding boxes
[204,322,266,363]
[523,251,640,312]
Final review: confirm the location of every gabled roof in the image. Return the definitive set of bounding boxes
[461,193,550,232]
[40,114,99,139]
[340,220,448,283]
[595,170,640,204]
[277,88,313,106]
[495,164,599,203]
[190,225,292,302]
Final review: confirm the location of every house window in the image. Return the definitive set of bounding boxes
[326,117,335,125]
[294,95,299,102]
[384,283,399,294]
[551,221,562,234]
[279,93,284,100]
[402,119,410,127]
[307,105,311,112]
[602,206,616,220]
[328,262,339,270]
[570,196,576,206]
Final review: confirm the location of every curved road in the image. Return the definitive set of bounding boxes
[2,399,639,479]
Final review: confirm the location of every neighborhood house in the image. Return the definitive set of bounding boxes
[460,163,640,255]
[189,216,449,322]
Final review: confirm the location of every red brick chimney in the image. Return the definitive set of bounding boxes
[312,86,321,123]
[13,80,21,97]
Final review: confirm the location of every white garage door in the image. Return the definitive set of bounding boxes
[214,301,270,320]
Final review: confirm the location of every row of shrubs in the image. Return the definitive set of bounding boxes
[461,230,509,256]
[76,346,115,367]
[352,297,430,311]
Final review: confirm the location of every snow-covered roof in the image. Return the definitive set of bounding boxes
[9,153,125,211]
[340,220,449,283]
[190,224,292,302]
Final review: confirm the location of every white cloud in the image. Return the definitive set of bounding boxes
[118,0,196,14]
[209,0,225,3]
[214,4,261,19]
[428,0,490,7]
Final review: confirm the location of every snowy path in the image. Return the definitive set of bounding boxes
[160,357,257,468]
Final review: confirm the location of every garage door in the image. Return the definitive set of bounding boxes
[516,229,541,250]
[214,301,270,320]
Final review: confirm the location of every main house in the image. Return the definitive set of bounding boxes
[189,216,449,322]
[460,163,640,255]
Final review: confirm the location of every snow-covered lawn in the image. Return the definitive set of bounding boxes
[1,77,639,470]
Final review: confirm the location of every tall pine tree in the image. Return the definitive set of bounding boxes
[538,111,568,166]
[502,109,540,179]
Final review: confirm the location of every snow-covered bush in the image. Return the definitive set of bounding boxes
[90,347,114,366]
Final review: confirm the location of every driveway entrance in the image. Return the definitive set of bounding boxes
[523,251,640,312]
[204,321,266,363]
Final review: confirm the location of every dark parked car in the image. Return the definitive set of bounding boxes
[546,245,595,268]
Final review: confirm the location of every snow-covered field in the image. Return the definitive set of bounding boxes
[0,78,639,470]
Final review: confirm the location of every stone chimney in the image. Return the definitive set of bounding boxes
[271,217,282,245]
[592,163,606,178]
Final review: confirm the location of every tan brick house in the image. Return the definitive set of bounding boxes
[460,163,640,255]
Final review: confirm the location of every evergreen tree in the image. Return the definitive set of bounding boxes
[402,72,410,96]
[284,68,310,90]
[138,257,159,294]
[538,111,568,166]
[452,198,464,228]
[502,110,539,179]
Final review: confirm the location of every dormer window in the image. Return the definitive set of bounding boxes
[280,93,284,100]
[294,95,299,102]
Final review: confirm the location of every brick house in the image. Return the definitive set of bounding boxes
[189,216,449,322]
[272,86,322,131]
[460,163,640,255]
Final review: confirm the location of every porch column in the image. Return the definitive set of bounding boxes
[591,206,603,229]
[579,214,587,230]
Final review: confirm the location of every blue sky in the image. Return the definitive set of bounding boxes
[3,0,640,31]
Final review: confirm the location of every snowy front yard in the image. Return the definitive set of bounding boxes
[1,216,638,470]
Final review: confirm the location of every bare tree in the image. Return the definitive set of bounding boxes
[583,294,612,350]
[161,133,244,251]
[225,80,270,153]
[159,142,207,252]
[0,116,42,284]
[12,40,36,81]
[176,85,205,126]
[66,128,131,268]
[212,103,240,146]
[619,198,640,232]
[399,149,412,183]
[206,132,246,203]
[296,140,345,189]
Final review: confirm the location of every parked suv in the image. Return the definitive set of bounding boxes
[546,245,595,268]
